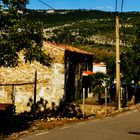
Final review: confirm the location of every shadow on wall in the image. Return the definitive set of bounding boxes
[0,97,82,138]
[28,97,83,119]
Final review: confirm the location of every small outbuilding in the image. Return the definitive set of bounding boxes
[0,41,93,113]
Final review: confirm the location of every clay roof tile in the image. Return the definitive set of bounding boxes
[43,41,93,55]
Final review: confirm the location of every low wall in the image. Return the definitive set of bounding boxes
[80,104,115,116]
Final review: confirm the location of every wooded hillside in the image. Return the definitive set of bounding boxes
[26,9,140,60]
[26,9,140,82]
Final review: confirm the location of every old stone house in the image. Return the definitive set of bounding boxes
[0,41,93,113]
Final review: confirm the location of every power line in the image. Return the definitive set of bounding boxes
[121,0,124,13]
[115,0,125,13]
[38,0,55,10]
[115,0,118,12]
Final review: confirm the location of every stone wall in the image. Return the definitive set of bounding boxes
[80,104,115,116]
[0,44,65,113]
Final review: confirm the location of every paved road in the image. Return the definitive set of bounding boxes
[20,110,140,140]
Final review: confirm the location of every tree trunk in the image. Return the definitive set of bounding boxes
[98,93,102,105]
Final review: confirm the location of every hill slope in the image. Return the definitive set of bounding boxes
[26,9,140,62]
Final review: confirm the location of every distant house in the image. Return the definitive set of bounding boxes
[0,41,93,113]
[93,62,106,74]
[46,10,55,14]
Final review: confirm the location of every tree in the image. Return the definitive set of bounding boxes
[89,72,110,105]
[121,25,140,84]
[106,56,116,82]
[0,0,52,67]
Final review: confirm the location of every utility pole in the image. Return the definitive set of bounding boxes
[83,88,85,118]
[0,7,2,31]
[33,70,37,118]
[116,16,121,110]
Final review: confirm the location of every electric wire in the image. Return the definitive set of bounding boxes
[120,0,127,49]
[38,0,55,10]
[120,0,127,63]
[121,0,124,13]
[115,0,124,13]
[115,0,118,12]
[114,0,126,56]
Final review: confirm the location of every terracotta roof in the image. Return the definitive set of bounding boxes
[43,41,93,55]
[93,63,106,67]
[82,71,95,76]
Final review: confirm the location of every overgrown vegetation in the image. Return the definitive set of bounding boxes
[0,0,52,67]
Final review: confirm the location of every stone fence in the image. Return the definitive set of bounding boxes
[80,104,115,117]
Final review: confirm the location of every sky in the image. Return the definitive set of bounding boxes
[27,0,140,12]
